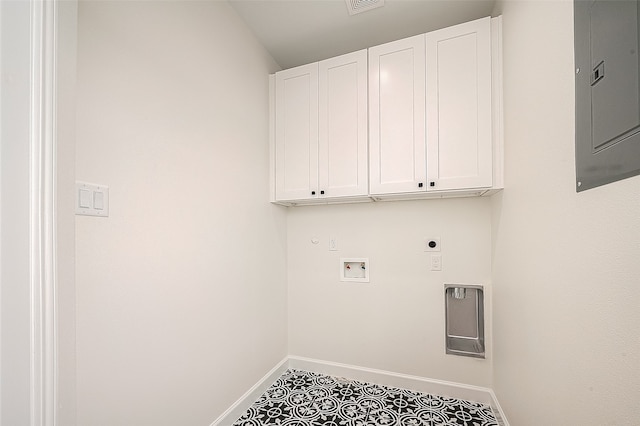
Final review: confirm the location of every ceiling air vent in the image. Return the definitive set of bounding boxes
[345,0,385,16]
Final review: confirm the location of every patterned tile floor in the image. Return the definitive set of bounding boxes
[233,369,499,426]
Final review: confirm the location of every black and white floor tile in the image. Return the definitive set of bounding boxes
[233,369,499,426]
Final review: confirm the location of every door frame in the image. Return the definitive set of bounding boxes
[29,0,59,424]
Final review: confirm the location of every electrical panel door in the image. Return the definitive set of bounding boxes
[575,0,640,191]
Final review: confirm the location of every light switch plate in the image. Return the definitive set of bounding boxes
[75,182,109,217]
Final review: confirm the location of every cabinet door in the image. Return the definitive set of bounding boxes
[275,63,319,201]
[369,34,427,195]
[318,50,368,198]
[426,17,492,191]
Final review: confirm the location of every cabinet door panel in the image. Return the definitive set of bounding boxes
[426,17,492,190]
[319,50,368,198]
[369,35,426,195]
[275,63,319,200]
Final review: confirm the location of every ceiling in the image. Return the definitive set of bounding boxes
[228,0,496,70]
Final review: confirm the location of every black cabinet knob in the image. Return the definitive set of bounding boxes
[320,190,325,195]
[430,182,435,187]
[418,182,424,188]
[311,191,316,195]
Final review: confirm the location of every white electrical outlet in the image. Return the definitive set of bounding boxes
[431,254,442,271]
[424,237,441,252]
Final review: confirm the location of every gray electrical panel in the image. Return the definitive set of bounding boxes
[575,0,640,191]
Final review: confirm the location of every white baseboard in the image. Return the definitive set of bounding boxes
[487,388,510,426]
[209,357,289,426]
[288,356,491,404]
[211,355,510,426]
[289,356,508,426]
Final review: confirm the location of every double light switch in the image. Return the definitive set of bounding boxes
[76,182,109,217]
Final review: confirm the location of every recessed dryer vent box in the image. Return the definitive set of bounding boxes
[340,258,369,282]
[444,284,485,359]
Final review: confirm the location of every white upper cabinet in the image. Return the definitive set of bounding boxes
[275,63,319,201]
[271,16,502,205]
[274,50,368,203]
[369,17,496,199]
[369,35,427,195]
[319,50,369,199]
[426,17,492,192]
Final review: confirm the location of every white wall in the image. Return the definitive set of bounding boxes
[0,1,32,423]
[492,1,640,424]
[287,198,493,387]
[75,2,287,425]
[72,1,640,424]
